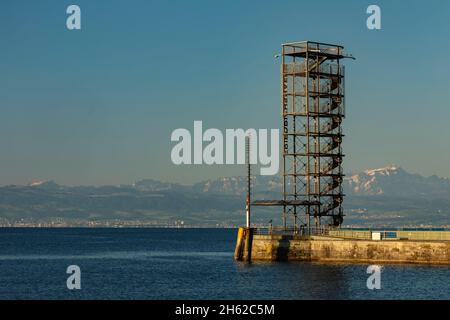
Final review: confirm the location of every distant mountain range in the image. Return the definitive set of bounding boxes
[132,165,450,199]
[1,165,449,226]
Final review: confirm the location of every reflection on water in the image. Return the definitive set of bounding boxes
[0,228,448,299]
[234,261,351,299]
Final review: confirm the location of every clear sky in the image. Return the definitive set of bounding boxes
[1,0,450,186]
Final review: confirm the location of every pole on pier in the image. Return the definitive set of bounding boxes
[246,135,251,228]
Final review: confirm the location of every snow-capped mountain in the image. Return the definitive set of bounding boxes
[345,165,450,197]
[27,180,61,190]
[192,176,282,195]
[133,179,190,192]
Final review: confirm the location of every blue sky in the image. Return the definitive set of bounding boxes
[1,0,450,185]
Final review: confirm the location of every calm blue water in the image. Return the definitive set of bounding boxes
[0,228,448,300]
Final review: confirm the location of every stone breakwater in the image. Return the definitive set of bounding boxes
[235,228,450,265]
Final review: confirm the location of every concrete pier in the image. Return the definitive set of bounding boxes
[235,231,450,265]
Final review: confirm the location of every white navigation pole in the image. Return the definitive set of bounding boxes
[246,134,251,228]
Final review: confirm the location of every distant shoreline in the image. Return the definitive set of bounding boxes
[1,225,449,230]
[0,225,239,229]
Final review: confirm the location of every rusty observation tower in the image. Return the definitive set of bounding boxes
[253,41,354,231]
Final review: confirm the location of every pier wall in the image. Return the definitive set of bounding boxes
[247,234,450,265]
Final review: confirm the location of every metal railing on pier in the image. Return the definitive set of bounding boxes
[253,226,450,241]
[254,226,331,237]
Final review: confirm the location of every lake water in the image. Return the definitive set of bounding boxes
[0,228,448,299]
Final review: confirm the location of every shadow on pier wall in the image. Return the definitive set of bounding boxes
[275,237,291,261]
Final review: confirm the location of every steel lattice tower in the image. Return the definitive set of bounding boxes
[253,41,353,230]
[281,41,353,229]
